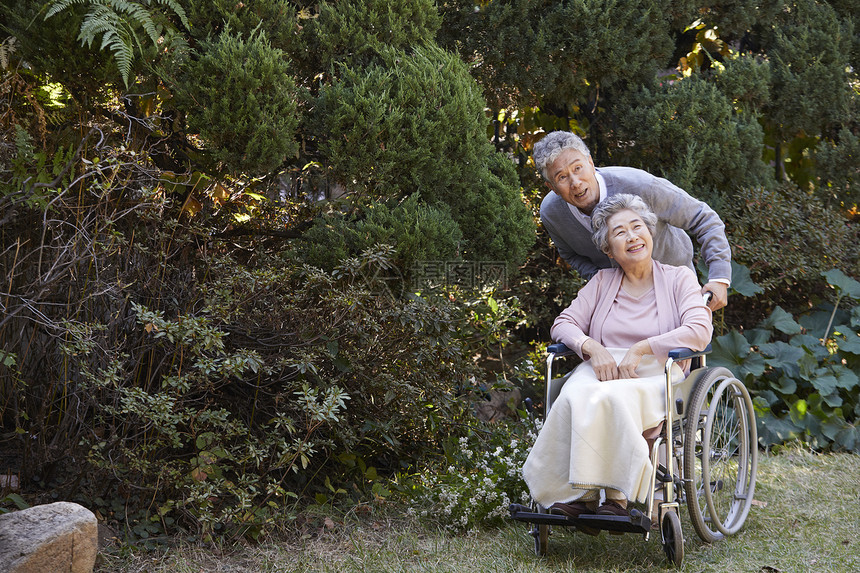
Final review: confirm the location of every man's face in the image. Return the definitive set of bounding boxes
[544,149,600,215]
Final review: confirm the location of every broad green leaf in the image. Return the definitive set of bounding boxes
[799,309,835,336]
[789,399,808,425]
[834,365,859,390]
[790,333,830,361]
[729,261,764,297]
[759,306,802,335]
[810,372,838,396]
[822,269,860,300]
[759,341,805,377]
[745,328,772,346]
[836,332,860,355]
[757,414,802,446]
[768,374,797,395]
[835,426,860,451]
[754,391,779,408]
[710,331,766,379]
[822,392,843,408]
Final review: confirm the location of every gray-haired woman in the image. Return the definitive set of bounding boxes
[522,194,712,521]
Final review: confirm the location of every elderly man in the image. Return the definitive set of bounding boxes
[535,131,731,310]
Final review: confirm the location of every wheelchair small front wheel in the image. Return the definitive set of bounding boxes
[661,510,684,568]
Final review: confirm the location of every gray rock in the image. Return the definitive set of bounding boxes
[0,501,98,573]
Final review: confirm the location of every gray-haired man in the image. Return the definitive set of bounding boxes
[535,131,731,310]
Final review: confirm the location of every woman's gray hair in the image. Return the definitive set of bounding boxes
[533,131,591,181]
[590,194,658,255]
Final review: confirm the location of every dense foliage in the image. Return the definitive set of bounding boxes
[1,0,857,538]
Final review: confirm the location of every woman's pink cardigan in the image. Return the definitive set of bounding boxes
[550,261,713,362]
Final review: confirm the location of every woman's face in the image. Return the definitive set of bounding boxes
[606,208,653,268]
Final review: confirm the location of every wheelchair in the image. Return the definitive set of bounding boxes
[508,340,758,567]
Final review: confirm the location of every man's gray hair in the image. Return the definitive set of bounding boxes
[533,131,591,181]
[591,194,658,255]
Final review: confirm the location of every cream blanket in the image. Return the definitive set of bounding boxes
[522,348,683,507]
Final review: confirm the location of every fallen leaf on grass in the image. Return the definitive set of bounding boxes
[751,499,768,507]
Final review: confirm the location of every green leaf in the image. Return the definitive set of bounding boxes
[789,398,808,425]
[710,331,766,379]
[195,431,217,451]
[758,413,802,446]
[835,426,860,451]
[799,309,838,336]
[823,269,860,300]
[759,306,802,335]
[769,374,797,395]
[759,341,805,377]
[834,365,859,391]
[1,493,29,510]
[836,332,860,355]
[1,352,17,368]
[728,261,764,297]
[810,371,838,397]
[790,334,830,361]
[745,328,772,346]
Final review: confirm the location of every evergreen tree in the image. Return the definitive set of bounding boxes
[611,75,772,200]
[174,27,300,176]
[315,44,534,264]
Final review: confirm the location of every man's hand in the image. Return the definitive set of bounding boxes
[582,338,618,381]
[702,281,728,311]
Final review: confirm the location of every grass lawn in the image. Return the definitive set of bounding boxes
[99,447,860,572]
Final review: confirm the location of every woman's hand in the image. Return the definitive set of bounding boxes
[618,340,653,379]
[582,338,619,381]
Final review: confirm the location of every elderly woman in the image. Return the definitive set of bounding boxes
[522,194,712,521]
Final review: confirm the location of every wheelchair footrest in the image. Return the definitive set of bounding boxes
[508,504,651,534]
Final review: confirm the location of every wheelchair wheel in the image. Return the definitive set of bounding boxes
[661,510,684,568]
[682,367,758,543]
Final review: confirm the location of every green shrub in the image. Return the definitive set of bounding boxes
[407,414,538,531]
[308,0,441,72]
[316,45,535,266]
[715,53,772,113]
[438,151,535,267]
[181,0,298,52]
[174,27,300,176]
[438,0,675,108]
[611,75,772,198]
[316,45,489,200]
[296,194,463,276]
[815,127,860,209]
[722,183,858,294]
[711,270,860,452]
[762,0,854,141]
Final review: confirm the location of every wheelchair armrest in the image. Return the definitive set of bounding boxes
[547,342,576,357]
[668,343,712,361]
